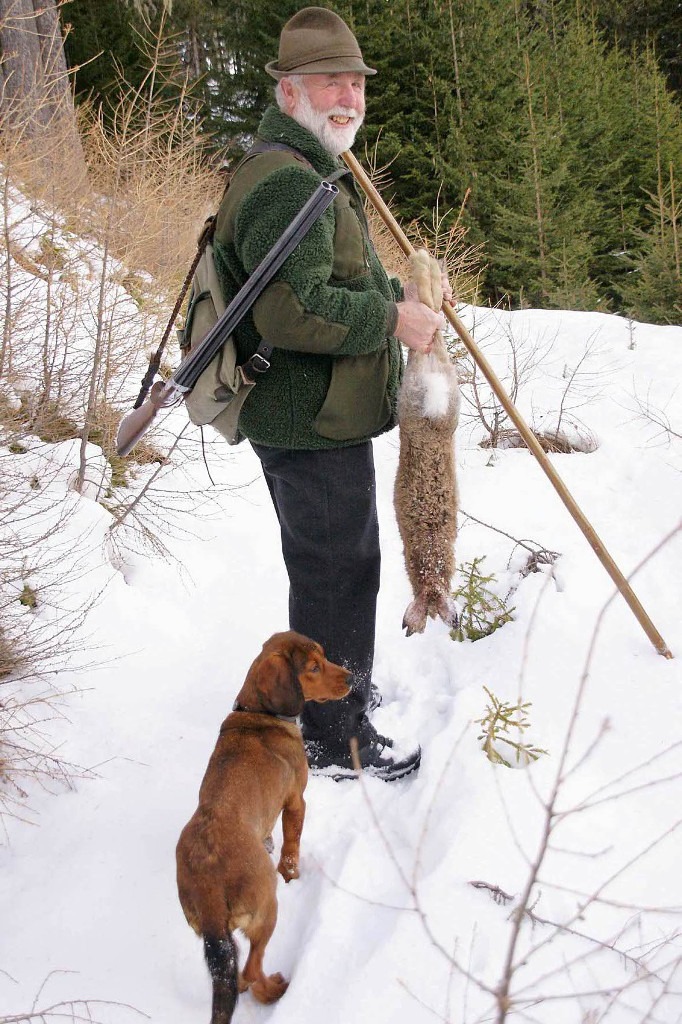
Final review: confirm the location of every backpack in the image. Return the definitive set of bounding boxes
[176,141,334,447]
[176,216,253,446]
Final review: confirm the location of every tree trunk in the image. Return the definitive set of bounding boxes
[0,0,49,129]
[447,0,463,129]
[523,52,548,291]
[0,0,80,136]
[34,0,74,123]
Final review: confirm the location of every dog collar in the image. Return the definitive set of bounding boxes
[232,702,301,726]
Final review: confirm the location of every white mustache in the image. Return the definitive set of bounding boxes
[327,107,361,120]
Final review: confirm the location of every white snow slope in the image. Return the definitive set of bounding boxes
[0,194,681,1024]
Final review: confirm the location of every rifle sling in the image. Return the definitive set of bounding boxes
[230,140,349,385]
[134,141,348,408]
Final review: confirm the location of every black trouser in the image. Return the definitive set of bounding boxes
[251,441,380,753]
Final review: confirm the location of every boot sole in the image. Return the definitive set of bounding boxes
[309,754,421,783]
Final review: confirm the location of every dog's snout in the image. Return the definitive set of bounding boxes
[301,658,352,703]
[334,663,352,692]
[336,671,352,698]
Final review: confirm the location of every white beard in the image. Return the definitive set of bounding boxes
[293,87,364,157]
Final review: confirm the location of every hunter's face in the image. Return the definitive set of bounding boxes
[302,72,366,119]
[285,72,366,156]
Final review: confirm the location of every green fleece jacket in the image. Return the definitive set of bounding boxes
[213,106,404,450]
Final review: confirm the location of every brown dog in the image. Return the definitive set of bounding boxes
[176,631,351,1024]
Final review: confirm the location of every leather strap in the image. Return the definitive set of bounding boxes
[234,139,348,383]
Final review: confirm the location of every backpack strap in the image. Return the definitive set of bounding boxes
[227,141,311,382]
[133,142,350,410]
[237,138,350,184]
[230,141,349,383]
[245,138,315,170]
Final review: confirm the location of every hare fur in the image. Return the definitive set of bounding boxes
[394,250,461,636]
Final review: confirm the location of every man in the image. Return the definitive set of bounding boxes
[213,7,446,781]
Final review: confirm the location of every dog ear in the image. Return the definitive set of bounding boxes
[255,653,305,717]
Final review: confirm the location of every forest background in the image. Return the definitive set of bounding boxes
[58,0,682,325]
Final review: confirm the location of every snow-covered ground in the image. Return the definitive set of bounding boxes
[1,194,681,1022]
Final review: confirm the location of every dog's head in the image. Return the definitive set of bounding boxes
[237,631,352,717]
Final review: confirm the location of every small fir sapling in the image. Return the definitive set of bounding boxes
[476,686,548,767]
[450,556,514,642]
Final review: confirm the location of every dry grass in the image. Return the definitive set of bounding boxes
[0,18,223,461]
[0,15,223,834]
[480,425,599,454]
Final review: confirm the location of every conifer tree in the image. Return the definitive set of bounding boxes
[63,0,147,101]
[538,11,639,307]
[339,0,466,227]
[590,0,682,96]
[168,0,301,155]
[57,0,682,322]
[620,63,682,323]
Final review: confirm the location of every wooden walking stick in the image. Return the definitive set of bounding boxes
[342,149,673,659]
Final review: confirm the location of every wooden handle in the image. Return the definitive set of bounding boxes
[342,150,672,658]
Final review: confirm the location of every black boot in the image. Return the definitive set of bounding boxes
[306,716,421,782]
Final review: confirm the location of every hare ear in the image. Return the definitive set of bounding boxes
[255,653,305,717]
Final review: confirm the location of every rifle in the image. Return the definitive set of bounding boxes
[116,179,340,457]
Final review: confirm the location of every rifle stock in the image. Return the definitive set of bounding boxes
[116,380,183,457]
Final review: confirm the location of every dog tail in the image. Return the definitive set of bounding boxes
[203,932,239,1024]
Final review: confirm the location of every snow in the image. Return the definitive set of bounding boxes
[1,202,681,1023]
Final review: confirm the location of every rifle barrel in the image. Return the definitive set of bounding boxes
[116,178,339,458]
[174,180,339,390]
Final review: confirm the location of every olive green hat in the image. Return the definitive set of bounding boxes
[265,7,376,79]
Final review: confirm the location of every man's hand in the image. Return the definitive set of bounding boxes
[394,300,446,354]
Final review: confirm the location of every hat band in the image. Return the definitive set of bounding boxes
[279,48,365,73]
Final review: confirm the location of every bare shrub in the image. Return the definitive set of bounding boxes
[72,36,221,490]
[0,12,233,841]
[458,307,554,449]
[626,382,682,447]
[0,971,147,1023]
[458,310,605,455]
[0,682,93,835]
[0,440,106,832]
[1,13,222,481]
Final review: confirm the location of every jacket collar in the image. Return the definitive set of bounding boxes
[258,105,343,179]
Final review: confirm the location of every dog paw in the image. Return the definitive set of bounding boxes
[277,855,300,882]
[252,972,289,1004]
[238,971,249,994]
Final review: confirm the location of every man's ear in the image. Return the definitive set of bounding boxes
[255,653,305,717]
[279,76,298,116]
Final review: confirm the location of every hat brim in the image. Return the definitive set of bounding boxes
[266,56,377,80]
